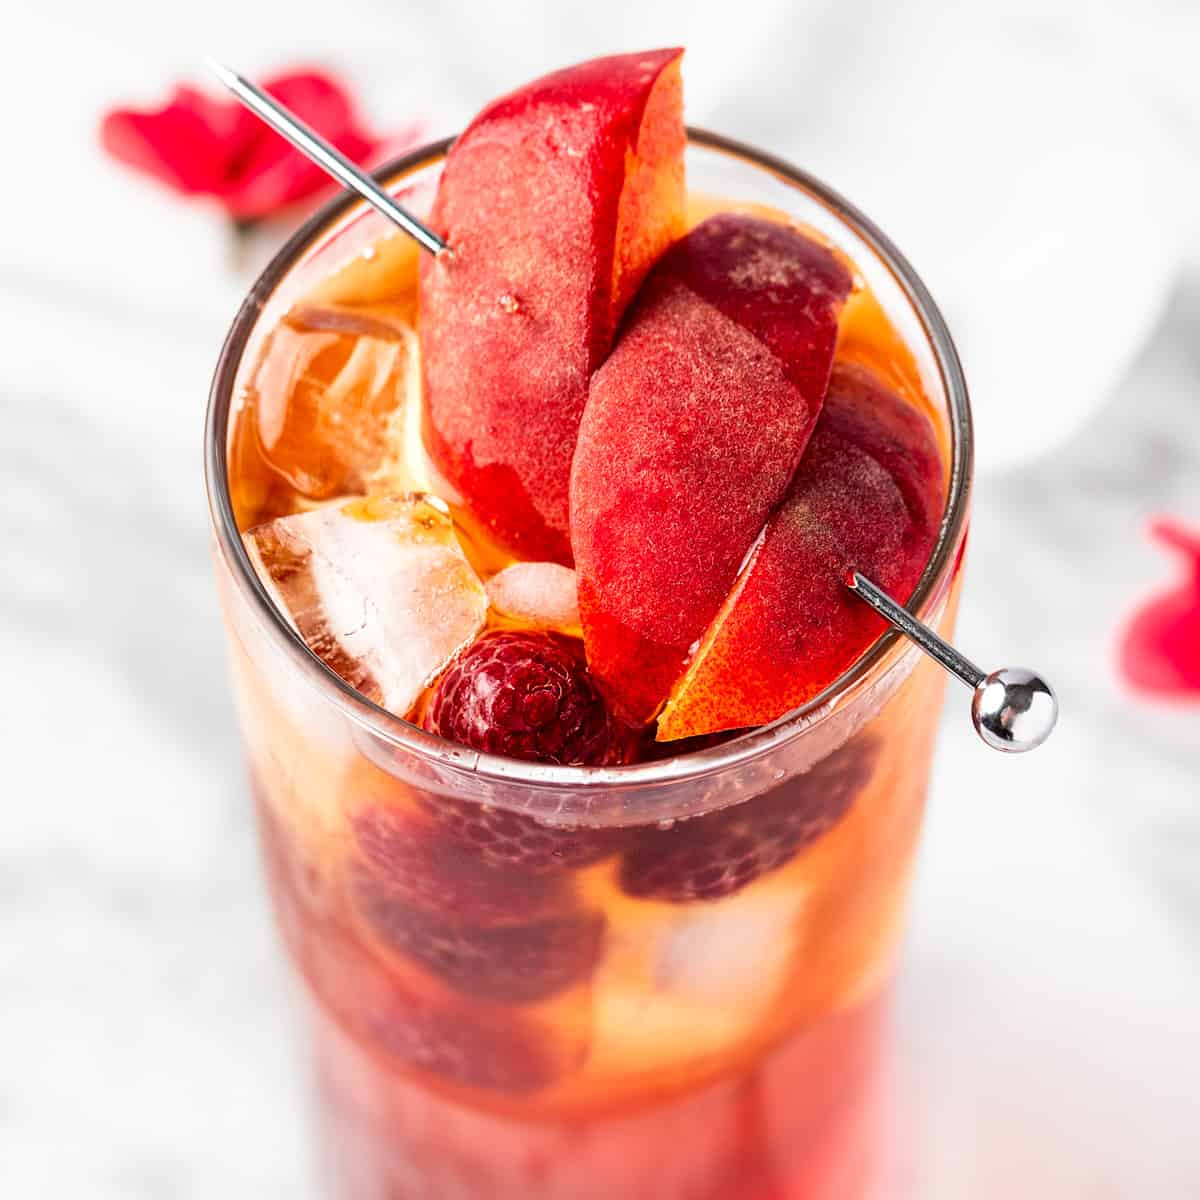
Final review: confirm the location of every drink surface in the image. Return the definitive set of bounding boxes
[218,186,959,1196]
[230,196,947,548]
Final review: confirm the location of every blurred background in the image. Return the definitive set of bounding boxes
[2,0,1198,1195]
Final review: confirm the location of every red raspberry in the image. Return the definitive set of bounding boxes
[352,867,605,1003]
[350,804,606,1002]
[303,933,577,1093]
[417,793,627,873]
[620,736,878,902]
[352,805,565,925]
[369,995,572,1092]
[424,631,640,766]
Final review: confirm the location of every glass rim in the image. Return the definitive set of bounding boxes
[204,127,973,793]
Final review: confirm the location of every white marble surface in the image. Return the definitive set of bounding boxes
[3,2,1199,1196]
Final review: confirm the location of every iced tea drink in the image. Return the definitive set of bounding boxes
[207,55,970,1200]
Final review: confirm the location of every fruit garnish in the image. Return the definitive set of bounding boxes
[423,630,639,766]
[352,872,605,1003]
[640,729,739,761]
[420,49,686,562]
[571,214,853,722]
[620,737,878,902]
[657,364,944,739]
[243,495,487,719]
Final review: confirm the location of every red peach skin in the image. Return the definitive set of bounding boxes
[419,50,686,563]
[571,215,853,722]
[656,363,944,740]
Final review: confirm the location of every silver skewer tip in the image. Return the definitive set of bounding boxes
[203,58,238,88]
[970,667,1058,753]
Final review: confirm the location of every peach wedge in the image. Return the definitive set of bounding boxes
[571,214,853,723]
[420,50,686,563]
[656,363,945,740]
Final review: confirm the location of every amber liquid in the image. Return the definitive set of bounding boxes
[222,198,959,1199]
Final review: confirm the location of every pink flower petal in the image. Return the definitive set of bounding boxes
[1118,518,1200,700]
[99,66,418,221]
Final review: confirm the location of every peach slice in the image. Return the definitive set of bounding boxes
[656,363,944,740]
[419,50,686,563]
[571,214,853,722]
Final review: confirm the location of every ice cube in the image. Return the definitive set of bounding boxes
[245,302,426,501]
[586,881,806,1080]
[244,495,487,718]
[485,562,580,634]
[652,885,803,1003]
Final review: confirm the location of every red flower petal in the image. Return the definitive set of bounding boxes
[1117,518,1200,700]
[99,66,418,220]
[218,71,377,217]
[100,84,253,195]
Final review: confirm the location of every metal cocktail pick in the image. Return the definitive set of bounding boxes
[206,61,1059,753]
[849,574,1057,752]
[203,60,447,256]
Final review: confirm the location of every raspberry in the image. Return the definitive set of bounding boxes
[417,793,627,873]
[350,804,606,1001]
[370,996,572,1092]
[352,804,565,925]
[304,933,576,1093]
[424,631,639,766]
[352,867,605,1003]
[620,737,878,902]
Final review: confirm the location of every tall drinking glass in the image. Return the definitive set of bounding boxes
[206,131,971,1199]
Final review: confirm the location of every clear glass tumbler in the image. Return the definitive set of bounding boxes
[205,130,971,1200]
